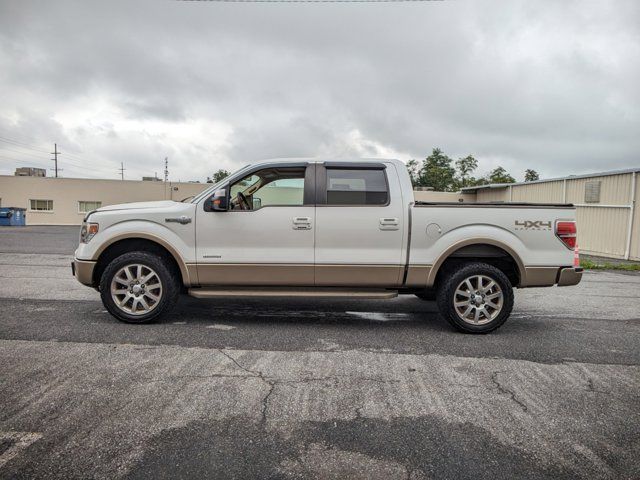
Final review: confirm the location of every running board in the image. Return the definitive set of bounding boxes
[188,287,398,299]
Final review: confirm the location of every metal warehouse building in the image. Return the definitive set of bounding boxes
[461,168,640,261]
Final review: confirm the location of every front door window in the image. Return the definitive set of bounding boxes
[229,167,306,210]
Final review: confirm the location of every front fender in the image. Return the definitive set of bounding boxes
[75,220,195,286]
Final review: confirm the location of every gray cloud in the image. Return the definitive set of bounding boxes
[0,0,638,182]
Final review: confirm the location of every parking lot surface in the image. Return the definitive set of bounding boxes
[0,226,639,479]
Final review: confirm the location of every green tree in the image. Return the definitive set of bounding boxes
[405,159,421,187]
[487,166,516,184]
[524,169,540,182]
[419,148,456,191]
[210,169,230,183]
[455,155,478,188]
[469,176,489,186]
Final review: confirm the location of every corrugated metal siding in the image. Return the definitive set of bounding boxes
[629,173,640,261]
[473,171,639,260]
[576,206,629,258]
[476,189,509,202]
[413,191,477,203]
[565,173,632,205]
[511,180,564,203]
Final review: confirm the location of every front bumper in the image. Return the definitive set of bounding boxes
[557,266,583,287]
[72,258,96,286]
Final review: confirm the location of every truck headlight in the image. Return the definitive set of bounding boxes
[80,222,99,243]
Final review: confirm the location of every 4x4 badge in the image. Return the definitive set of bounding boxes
[515,220,552,230]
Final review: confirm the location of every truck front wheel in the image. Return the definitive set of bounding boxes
[99,251,180,324]
[436,262,514,334]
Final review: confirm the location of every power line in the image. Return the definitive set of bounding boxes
[0,156,50,169]
[0,135,120,174]
[0,134,120,168]
[0,145,50,161]
[0,150,108,172]
[0,137,50,154]
[0,143,102,171]
[0,156,117,179]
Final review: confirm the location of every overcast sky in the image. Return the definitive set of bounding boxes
[0,0,638,182]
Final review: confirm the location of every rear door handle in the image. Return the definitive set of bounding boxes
[293,217,312,230]
[379,217,399,231]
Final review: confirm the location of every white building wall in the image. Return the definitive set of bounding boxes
[0,176,210,225]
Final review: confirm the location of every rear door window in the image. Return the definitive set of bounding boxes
[325,168,388,205]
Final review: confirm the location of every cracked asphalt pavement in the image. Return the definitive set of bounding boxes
[0,226,639,479]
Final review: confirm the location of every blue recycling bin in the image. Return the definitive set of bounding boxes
[0,207,27,226]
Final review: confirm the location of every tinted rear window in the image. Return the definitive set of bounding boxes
[326,168,388,205]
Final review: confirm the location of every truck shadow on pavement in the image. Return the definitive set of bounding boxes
[168,295,450,330]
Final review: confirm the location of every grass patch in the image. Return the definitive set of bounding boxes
[580,259,640,271]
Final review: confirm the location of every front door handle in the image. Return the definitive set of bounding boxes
[292,217,312,230]
[379,217,399,231]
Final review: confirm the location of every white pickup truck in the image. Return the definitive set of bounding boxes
[72,158,582,333]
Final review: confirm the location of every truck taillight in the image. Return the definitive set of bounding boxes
[555,221,577,250]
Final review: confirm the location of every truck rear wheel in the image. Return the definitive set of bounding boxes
[436,262,514,333]
[99,251,180,324]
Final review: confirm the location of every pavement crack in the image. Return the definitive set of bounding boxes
[261,379,276,425]
[585,378,611,395]
[277,375,401,385]
[219,349,261,377]
[220,349,276,424]
[490,371,528,412]
[141,374,256,382]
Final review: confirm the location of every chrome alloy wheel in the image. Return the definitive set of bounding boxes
[110,264,163,316]
[453,274,503,325]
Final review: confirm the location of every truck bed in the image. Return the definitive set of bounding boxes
[407,202,577,285]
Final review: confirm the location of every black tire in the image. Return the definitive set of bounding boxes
[99,251,180,324]
[414,290,436,301]
[436,262,514,334]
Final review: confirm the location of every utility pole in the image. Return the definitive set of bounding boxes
[163,157,169,199]
[50,143,62,178]
[118,162,126,180]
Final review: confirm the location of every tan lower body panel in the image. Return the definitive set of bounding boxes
[196,264,314,286]
[195,263,402,287]
[520,266,560,287]
[557,267,583,286]
[315,264,402,287]
[73,258,96,286]
[405,265,433,287]
[189,287,398,299]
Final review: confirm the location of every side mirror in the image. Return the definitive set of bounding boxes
[205,188,229,212]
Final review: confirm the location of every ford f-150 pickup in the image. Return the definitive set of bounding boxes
[72,158,582,333]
